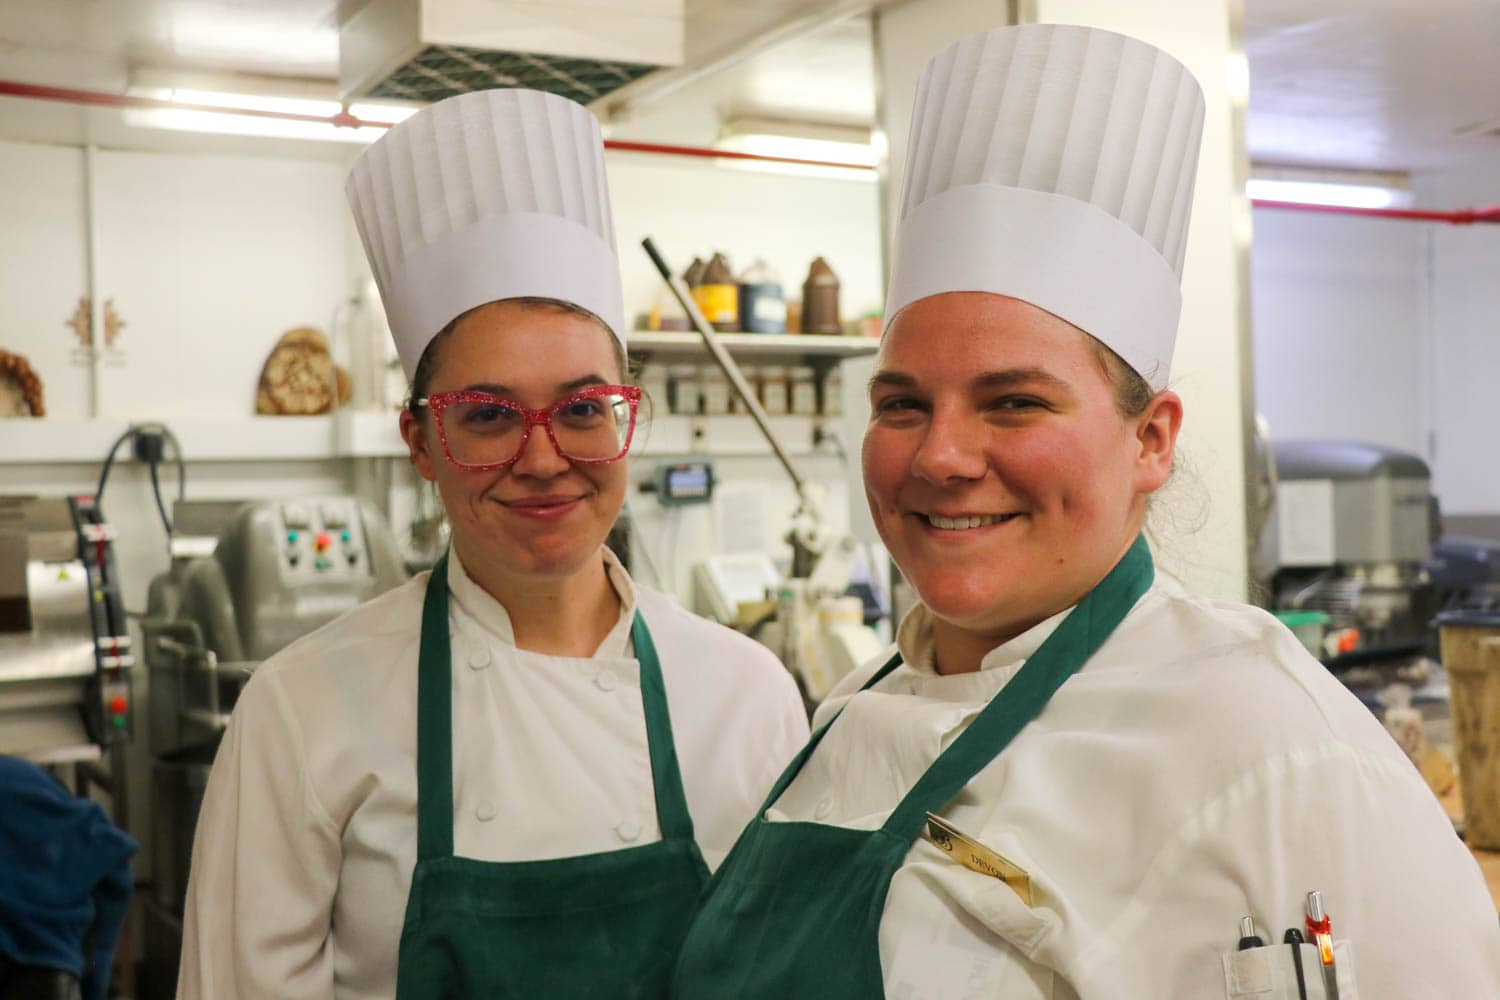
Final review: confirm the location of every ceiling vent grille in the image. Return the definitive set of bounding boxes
[339,0,682,106]
[367,44,656,105]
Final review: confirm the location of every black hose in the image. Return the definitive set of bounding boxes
[93,427,136,511]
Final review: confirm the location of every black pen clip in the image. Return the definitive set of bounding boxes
[1283,928,1309,1000]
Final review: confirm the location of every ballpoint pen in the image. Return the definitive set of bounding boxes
[1305,890,1339,1000]
[1283,928,1309,1000]
[1237,916,1264,951]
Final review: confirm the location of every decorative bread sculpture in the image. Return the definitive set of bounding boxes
[255,327,352,415]
[0,349,45,417]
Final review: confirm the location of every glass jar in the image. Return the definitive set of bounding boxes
[788,365,818,416]
[759,365,789,415]
[729,366,758,414]
[701,364,731,415]
[820,365,843,417]
[669,363,701,415]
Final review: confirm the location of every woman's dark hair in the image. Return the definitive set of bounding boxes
[1085,336,1156,418]
[406,297,629,415]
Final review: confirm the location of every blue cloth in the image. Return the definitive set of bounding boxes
[0,755,136,1000]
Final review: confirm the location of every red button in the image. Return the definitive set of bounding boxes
[109,696,128,715]
[314,532,332,552]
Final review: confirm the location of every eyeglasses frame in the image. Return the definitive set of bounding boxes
[414,383,642,472]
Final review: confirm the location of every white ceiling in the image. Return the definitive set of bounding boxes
[0,0,1497,176]
[1246,0,1500,173]
[0,1,341,89]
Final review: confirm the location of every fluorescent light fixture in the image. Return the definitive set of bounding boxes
[1247,167,1413,210]
[123,107,389,144]
[123,70,414,143]
[714,114,878,180]
[347,102,420,126]
[156,88,342,119]
[719,132,879,168]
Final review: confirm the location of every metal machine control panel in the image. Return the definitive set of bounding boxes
[278,499,373,578]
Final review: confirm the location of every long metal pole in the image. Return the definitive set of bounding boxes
[641,236,806,495]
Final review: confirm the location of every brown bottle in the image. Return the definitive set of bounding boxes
[683,257,706,287]
[801,257,841,335]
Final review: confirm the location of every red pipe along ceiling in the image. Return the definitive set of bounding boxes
[2,78,1498,224]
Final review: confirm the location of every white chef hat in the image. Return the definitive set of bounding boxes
[346,88,624,379]
[886,24,1205,390]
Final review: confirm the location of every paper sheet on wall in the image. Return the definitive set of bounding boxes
[715,487,767,554]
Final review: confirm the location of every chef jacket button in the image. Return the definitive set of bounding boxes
[476,800,497,822]
[468,646,492,670]
[615,819,642,842]
[595,670,617,692]
[814,797,834,820]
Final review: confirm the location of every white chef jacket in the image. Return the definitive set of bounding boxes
[768,577,1500,998]
[177,547,808,1000]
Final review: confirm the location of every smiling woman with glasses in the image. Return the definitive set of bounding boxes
[176,90,808,1000]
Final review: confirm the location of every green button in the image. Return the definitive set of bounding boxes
[287,531,299,543]
[112,715,127,730]
[341,530,351,543]
[315,557,331,571]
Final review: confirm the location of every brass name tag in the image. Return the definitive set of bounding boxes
[923,812,1033,906]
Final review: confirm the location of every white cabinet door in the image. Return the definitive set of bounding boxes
[91,150,350,418]
[0,140,91,418]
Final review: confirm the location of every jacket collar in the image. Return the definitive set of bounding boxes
[444,544,638,657]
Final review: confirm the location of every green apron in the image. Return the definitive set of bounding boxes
[396,555,709,999]
[672,534,1154,998]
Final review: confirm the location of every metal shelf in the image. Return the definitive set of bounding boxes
[629,331,878,358]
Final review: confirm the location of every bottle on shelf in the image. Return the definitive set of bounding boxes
[801,257,842,334]
[694,252,739,332]
[738,258,786,334]
[649,282,690,331]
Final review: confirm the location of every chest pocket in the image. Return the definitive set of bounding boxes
[882,840,1062,999]
[1222,940,1357,999]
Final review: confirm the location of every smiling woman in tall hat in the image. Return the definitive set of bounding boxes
[671,24,1500,998]
[175,89,807,999]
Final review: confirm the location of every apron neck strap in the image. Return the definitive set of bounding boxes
[416,561,697,860]
[632,613,696,843]
[753,652,905,816]
[880,534,1155,840]
[416,553,455,862]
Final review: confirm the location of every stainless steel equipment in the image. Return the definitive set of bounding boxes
[143,496,407,755]
[139,496,407,999]
[1262,441,1438,655]
[0,495,133,766]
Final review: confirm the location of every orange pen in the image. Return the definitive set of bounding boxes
[1304,890,1339,1000]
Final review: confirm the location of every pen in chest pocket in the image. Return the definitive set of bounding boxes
[1236,916,1264,950]
[1283,928,1309,1000]
[1304,891,1339,1000]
